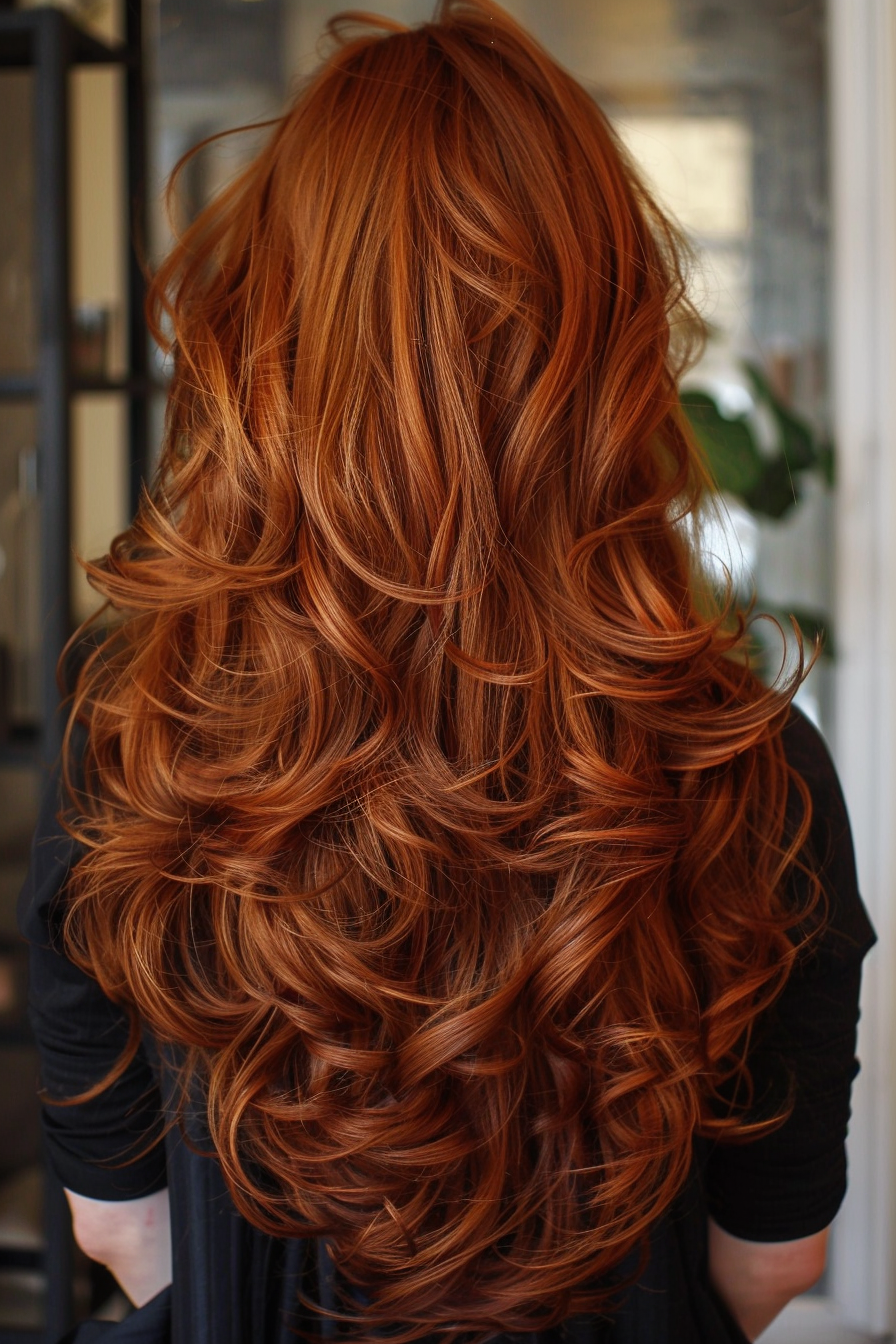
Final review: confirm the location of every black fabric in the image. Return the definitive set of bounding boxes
[704,709,876,1242]
[17,706,874,1342]
[56,1286,171,1343]
[159,1064,307,1344]
[16,726,167,1201]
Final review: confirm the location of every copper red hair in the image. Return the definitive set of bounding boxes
[62,3,818,1339]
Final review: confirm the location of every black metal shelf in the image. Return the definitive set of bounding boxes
[0,8,133,70]
[72,373,161,396]
[0,3,148,773]
[0,373,38,400]
[0,375,163,399]
[0,730,41,770]
[1,373,166,400]
[0,11,148,1335]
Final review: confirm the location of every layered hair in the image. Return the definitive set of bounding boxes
[63,3,817,1339]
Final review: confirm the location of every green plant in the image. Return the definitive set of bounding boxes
[681,360,835,657]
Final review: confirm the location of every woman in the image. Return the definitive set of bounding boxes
[19,3,874,1341]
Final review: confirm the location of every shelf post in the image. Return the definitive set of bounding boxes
[34,8,73,768]
[125,0,149,517]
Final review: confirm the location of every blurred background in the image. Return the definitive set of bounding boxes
[0,0,893,1340]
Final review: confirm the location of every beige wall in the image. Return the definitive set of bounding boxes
[70,65,128,623]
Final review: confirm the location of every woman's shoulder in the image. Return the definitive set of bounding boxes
[780,702,840,784]
[779,703,876,961]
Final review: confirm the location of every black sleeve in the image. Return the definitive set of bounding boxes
[16,748,168,1201]
[705,706,876,1243]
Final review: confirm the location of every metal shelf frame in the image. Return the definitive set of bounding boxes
[0,1,149,768]
[0,8,149,1340]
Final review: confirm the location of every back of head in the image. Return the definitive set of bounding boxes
[63,4,816,1340]
[151,0,700,614]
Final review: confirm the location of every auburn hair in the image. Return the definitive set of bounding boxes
[62,3,818,1339]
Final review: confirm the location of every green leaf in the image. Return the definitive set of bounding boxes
[742,361,817,470]
[816,440,835,488]
[742,454,801,519]
[791,606,835,659]
[681,391,764,497]
[760,605,836,660]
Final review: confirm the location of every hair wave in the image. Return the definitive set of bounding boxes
[63,3,818,1339]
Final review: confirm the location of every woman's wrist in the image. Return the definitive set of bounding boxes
[65,1186,172,1308]
[707,1216,829,1341]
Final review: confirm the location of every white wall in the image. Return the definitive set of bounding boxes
[829,0,896,1333]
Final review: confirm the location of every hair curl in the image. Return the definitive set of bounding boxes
[62,3,818,1339]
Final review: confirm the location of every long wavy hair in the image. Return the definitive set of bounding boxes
[62,3,818,1338]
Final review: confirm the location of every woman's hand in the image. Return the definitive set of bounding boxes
[65,1186,172,1308]
[707,1216,829,1340]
